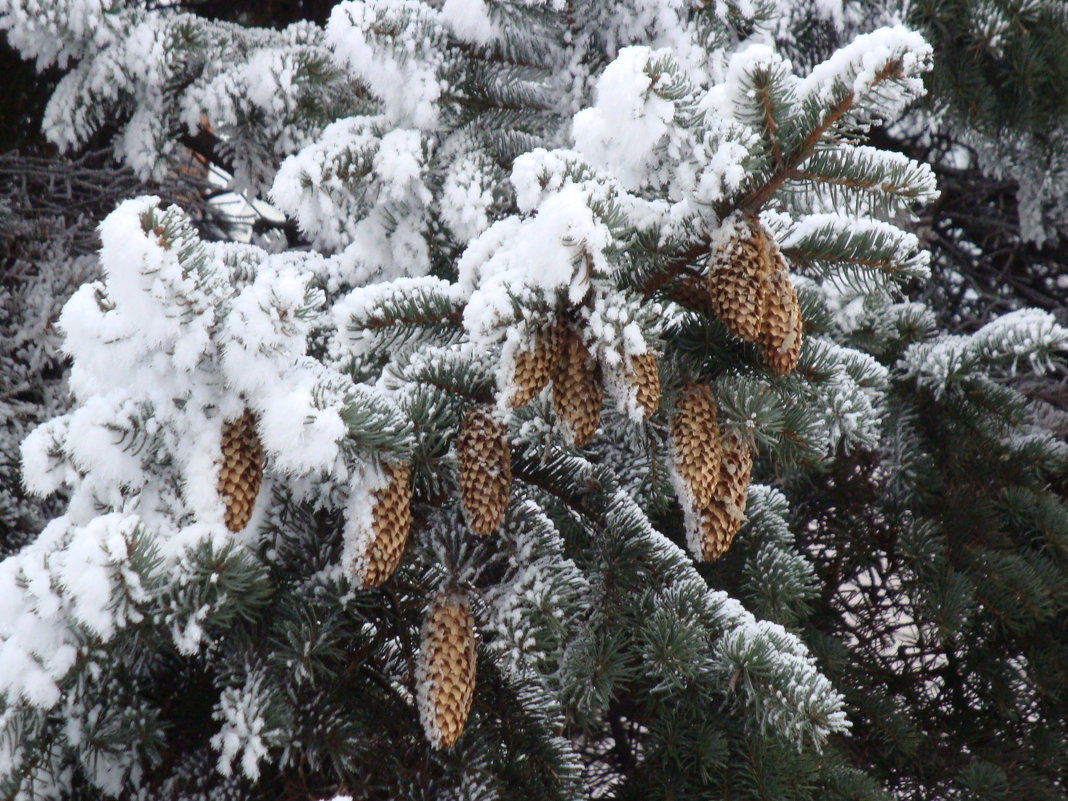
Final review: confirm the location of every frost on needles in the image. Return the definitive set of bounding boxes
[1,1,1067,800]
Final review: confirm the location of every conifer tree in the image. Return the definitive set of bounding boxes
[1,2,1066,801]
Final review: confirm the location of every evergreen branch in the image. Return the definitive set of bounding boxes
[639,241,710,299]
[360,309,464,331]
[756,75,784,169]
[788,170,914,196]
[741,61,905,213]
[637,63,911,298]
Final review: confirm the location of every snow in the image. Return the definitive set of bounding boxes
[900,309,1068,396]
[798,25,931,114]
[7,197,386,692]
[340,461,391,588]
[808,338,888,451]
[480,499,589,677]
[271,115,432,266]
[458,183,612,341]
[331,275,459,357]
[441,0,498,45]
[211,671,274,781]
[0,0,130,69]
[782,211,930,279]
[573,46,677,190]
[0,514,144,708]
[326,0,445,130]
[440,153,497,244]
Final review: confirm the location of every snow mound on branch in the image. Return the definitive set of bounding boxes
[573,46,678,191]
[0,514,148,708]
[326,0,445,130]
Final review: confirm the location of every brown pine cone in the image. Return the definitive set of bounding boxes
[624,351,661,419]
[416,591,477,749]
[218,408,264,532]
[707,215,774,343]
[670,384,722,508]
[346,461,413,589]
[687,428,752,562]
[759,254,803,374]
[508,324,558,407]
[457,405,512,535]
[551,325,604,447]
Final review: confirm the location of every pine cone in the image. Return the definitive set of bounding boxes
[707,216,774,343]
[759,256,803,374]
[689,428,752,562]
[457,405,512,535]
[347,462,412,589]
[218,408,264,532]
[551,325,603,447]
[624,351,661,419]
[508,324,558,407]
[667,277,713,313]
[416,591,476,749]
[670,384,722,508]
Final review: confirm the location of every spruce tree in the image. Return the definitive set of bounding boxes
[0,3,1066,801]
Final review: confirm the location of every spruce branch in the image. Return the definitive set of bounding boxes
[742,60,906,214]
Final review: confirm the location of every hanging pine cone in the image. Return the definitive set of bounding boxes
[668,276,714,313]
[759,255,803,374]
[670,384,722,508]
[346,462,413,589]
[688,428,752,562]
[457,405,512,535]
[551,325,603,447]
[707,215,774,343]
[508,324,558,407]
[624,351,661,419]
[416,591,477,750]
[218,408,264,532]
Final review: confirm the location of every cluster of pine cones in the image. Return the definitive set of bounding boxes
[208,213,801,750]
[510,318,660,441]
[707,214,803,375]
[670,385,753,561]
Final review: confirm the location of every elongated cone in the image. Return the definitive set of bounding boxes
[416,591,476,749]
[624,352,661,419]
[668,277,713,312]
[509,324,558,407]
[759,253,803,374]
[671,385,722,508]
[707,216,774,343]
[348,462,412,588]
[689,429,752,562]
[458,405,511,535]
[218,408,264,532]
[552,325,603,446]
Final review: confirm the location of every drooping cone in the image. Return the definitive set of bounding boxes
[344,461,413,589]
[551,325,603,447]
[416,591,477,749]
[457,405,512,535]
[687,428,752,562]
[759,254,803,374]
[624,351,661,419]
[707,215,774,343]
[670,385,722,508]
[218,408,264,532]
[668,277,713,313]
[508,324,558,407]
